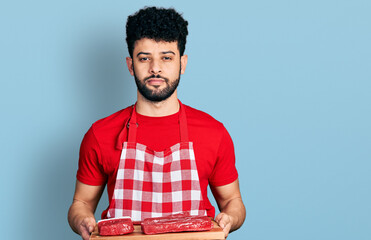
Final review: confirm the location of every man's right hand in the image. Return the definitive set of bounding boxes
[77,217,96,240]
[68,181,105,240]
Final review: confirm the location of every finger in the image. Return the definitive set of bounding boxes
[82,217,96,233]
[215,213,223,223]
[215,213,231,237]
[215,213,226,223]
[79,217,96,240]
[215,213,228,228]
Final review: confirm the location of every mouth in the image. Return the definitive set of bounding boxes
[146,77,166,86]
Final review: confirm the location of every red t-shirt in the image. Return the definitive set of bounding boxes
[77,103,238,219]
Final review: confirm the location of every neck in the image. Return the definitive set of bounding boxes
[136,90,180,117]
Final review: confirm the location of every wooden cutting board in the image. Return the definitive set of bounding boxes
[90,220,225,240]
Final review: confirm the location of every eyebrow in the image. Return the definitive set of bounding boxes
[161,51,176,55]
[136,51,176,57]
[136,52,150,57]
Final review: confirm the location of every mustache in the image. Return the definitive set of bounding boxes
[144,75,168,82]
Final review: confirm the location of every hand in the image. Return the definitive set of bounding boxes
[215,212,233,238]
[77,217,96,240]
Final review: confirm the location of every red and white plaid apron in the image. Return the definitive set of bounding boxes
[107,102,206,221]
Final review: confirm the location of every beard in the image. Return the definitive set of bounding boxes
[134,68,181,102]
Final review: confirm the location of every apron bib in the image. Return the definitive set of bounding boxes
[107,102,206,221]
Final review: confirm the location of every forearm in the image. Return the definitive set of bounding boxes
[68,199,96,234]
[219,197,246,232]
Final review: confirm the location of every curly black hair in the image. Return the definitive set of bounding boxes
[126,6,189,57]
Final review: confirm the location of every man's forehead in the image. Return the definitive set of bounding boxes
[133,38,179,55]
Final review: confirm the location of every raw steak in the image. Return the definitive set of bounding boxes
[98,217,134,236]
[141,213,214,235]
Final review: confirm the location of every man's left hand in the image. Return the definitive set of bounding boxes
[211,179,246,238]
[215,212,234,238]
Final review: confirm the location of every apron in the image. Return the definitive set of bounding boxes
[107,102,206,221]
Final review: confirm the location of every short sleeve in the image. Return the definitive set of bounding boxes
[76,126,107,185]
[208,126,238,186]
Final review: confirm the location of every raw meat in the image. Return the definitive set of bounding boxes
[141,213,214,235]
[98,217,134,236]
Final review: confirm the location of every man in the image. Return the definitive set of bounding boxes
[68,6,245,240]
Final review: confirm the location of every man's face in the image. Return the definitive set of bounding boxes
[126,38,188,102]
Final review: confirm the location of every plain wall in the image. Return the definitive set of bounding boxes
[1,0,370,239]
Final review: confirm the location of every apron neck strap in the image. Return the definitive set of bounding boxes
[179,102,189,142]
[128,104,138,142]
[127,100,189,143]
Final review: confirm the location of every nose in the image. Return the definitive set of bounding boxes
[149,59,162,74]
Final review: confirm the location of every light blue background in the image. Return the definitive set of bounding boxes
[1,0,370,239]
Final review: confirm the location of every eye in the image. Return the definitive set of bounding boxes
[139,57,150,62]
[163,56,172,61]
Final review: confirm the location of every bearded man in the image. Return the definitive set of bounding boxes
[68,6,245,240]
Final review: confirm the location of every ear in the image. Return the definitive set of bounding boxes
[126,57,134,76]
[180,55,188,74]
